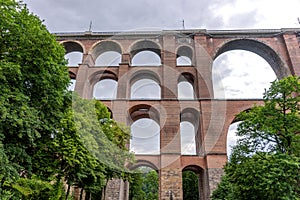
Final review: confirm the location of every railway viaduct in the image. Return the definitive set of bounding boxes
[56,28,300,199]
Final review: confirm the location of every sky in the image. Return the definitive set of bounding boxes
[23,0,300,156]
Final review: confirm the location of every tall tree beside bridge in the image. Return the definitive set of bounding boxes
[212,76,300,199]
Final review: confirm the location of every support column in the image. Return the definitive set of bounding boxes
[194,34,214,99]
[283,33,300,76]
[160,156,182,200]
[205,154,226,195]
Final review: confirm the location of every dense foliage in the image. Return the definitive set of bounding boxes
[212,76,300,200]
[0,0,133,199]
[182,171,199,200]
[129,168,159,200]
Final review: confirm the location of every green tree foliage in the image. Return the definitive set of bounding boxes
[212,76,300,200]
[182,171,199,200]
[129,168,158,200]
[1,1,133,199]
[0,0,70,176]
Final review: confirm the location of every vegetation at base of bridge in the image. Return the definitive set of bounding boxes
[0,0,134,199]
[212,76,300,200]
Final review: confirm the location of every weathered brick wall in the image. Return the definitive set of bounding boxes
[57,28,300,200]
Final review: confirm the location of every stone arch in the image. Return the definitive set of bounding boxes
[90,40,123,63]
[61,40,85,67]
[130,70,161,99]
[130,39,161,57]
[180,108,200,155]
[180,108,200,133]
[128,104,160,155]
[176,45,193,66]
[214,39,289,79]
[178,72,196,99]
[88,70,118,98]
[127,159,159,171]
[128,104,160,125]
[130,40,162,65]
[60,40,85,54]
[182,165,205,200]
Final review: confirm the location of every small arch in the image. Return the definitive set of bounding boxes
[128,105,160,155]
[93,79,118,100]
[130,40,161,66]
[90,40,123,65]
[182,165,204,200]
[128,160,158,171]
[95,51,121,66]
[61,40,85,54]
[178,73,195,99]
[130,118,160,155]
[132,51,161,66]
[177,45,193,66]
[128,104,160,125]
[227,121,242,158]
[130,71,161,100]
[180,108,199,155]
[61,41,84,67]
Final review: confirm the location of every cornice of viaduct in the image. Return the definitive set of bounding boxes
[54,28,300,40]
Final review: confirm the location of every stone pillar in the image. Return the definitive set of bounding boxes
[283,33,300,76]
[205,154,226,195]
[105,178,127,200]
[194,34,214,99]
[162,33,177,99]
[160,155,182,200]
[74,64,90,98]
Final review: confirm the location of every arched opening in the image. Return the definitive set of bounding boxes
[180,108,199,155]
[177,56,192,66]
[182,166,204,200]
[130,40,161,66]
[180,121,196,155]
[177,46,193,66]
[93,79,117,99]
[178,73,195,99]
[65,52,83,67]
[132,50,161,66]
[131,79,161,99]
[91,41,122,66]
[62,41,84,67]
[178,81,194,99]
[129,166,159,200]
[227,121,242,158]
[213,50,276,99]
[95,51,121,66]
[130,118,160,155]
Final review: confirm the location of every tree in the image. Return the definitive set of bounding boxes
[212,76,300,199]
[0,0,70,176]
[0,0,71,198]
[182,171,199,200]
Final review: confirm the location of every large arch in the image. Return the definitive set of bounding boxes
[214,39,289,79]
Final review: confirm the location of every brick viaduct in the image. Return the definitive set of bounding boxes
[56,28,300,200]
